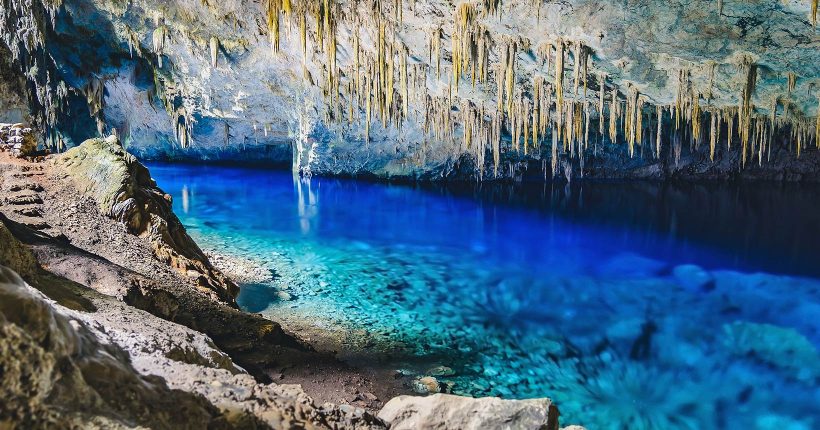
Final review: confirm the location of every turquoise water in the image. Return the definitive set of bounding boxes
[148,162,820,430]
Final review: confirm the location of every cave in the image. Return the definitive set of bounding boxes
[1,1,819,429]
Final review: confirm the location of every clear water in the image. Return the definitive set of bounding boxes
[147,162,820,430]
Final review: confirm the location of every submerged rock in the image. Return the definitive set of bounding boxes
[378,393,559,430]
[672,264,715,292]
[596,253,668,279]
[412,376,441,394]
[721,321,820,381]
[426,365,456,377]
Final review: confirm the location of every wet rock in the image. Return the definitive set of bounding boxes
[596,253,668,279]
[426,365,455,376]
[672,264,715,292]
[412,376,441,394]
[378,393,560,430]
[721,321,820,381]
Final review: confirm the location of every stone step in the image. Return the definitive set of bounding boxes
[7,170,45,179]
[5,193,43,205]
[2,182,44,193]
[11,215,50,230]
[11,206,43,218]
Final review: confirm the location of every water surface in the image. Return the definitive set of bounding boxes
[148,162,820,430]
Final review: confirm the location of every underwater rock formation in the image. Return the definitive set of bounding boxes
[0,0,818,181]
[55,136,239,302]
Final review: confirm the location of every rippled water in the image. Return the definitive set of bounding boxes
[148,162,820,430]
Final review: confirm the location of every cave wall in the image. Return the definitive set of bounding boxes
[1,0,818,180]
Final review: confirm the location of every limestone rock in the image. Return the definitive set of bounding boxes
[55,136,239,303]
[378,393,560,430]
[0,264,225,429]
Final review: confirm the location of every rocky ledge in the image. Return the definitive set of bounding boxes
[0,137,574,429]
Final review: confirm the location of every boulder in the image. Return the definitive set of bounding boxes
[378,394,560,430]
[55,136,239,303]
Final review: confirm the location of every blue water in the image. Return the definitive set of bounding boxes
[148,162,820,430]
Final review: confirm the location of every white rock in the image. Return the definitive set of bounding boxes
[378,394,559,430]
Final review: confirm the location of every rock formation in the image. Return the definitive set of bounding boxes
[0,0,818,181]
[55,136,239,302]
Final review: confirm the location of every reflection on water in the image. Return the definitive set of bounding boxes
[148,162,820,430]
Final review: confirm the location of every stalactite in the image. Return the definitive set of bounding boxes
[493,110,501,175]
[505,41,517,116]
[816,95,820,149]
[609,90,617,144]
[431,25,442,80]
[787,72,796,93]
[523,99,530,154]
[554,39,565,130]
[706,61,716,103]
[265,0,281,52]
[484,0,503,16]
[813,0,818,27]
[709,111,717,161]
[572,41,581,97]
[635,96,644,154]
[300,12,307,57]
[400,46,409,120]
[210,36,219,68]
[692,94,701,147]
[739,59,757,164]
[532,77,542,149]
[625,87,639,157]
[656,105,663,157]
[452,3,477,91]
[598,74,606,136]
[152,25,167,68]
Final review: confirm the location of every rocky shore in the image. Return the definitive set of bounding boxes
[0,136,569,429]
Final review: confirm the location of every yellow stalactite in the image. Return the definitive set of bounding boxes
[265,0,281,53]
[709,111,717,161]
[598,73,606,136]
[209,36,218,68]
[656,105,663,157]
[554,39,565,127]
[609,90,617,144]
[505,42,516,115]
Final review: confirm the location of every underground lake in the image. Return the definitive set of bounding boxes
[148,162,820,430]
